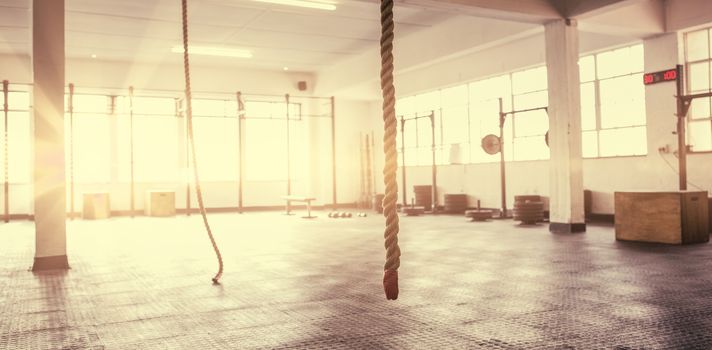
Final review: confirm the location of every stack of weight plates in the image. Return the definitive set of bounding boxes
[513,195,544,225]
[444,194,468,214]
[373,194,385,214]
[413,185,432,211]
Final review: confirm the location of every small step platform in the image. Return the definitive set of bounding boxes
[466,209,493,222]
[402,206,425,216]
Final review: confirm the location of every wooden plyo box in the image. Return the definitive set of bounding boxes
[82,193,110,220]
[615,191,709,245]
[145,191,176,217]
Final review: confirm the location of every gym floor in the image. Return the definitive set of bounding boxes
[1,212,712,349]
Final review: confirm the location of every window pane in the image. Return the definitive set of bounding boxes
[1,112,32,183]
[513,110,548,137]
[469,98,502,153]
[600,75,646,128]
[469,75,511,101]
[441,85,467,108]
[441,106,468,145]
[598,126,647,157]
[415,91,440,114]
[270,102,287,118]
[513,136,549,161]
[417,147,432,166]
[417,116,432,147]
[244,101,271,118]
[580,82,596,131]
[403,121,416,148]
[246,119,287,180]
[512,90,548,139]
[132,96,175,115]
[688,120,712,152]
[579,56,595,83]
[402,148,417,166]
[193,117,238,181]
[597,46,642,79]
[689,62,710,92]
[69,115,111,183]
[512,66,547,94]
[446,143,468,165]
[193,99,228,117]
[582,130,599,158]
[686,29,710,62]
[396,96,415,117]
[71,94,107,114]
[8,92,30,111]
[118,115,178,182]
[689,97,711,120]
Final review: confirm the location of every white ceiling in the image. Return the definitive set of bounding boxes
[0,0,455,72]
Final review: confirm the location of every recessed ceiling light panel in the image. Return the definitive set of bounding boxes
[251,0,336,11]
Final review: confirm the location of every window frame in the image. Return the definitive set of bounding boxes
[684,27,712,153]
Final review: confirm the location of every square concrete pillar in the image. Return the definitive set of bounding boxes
[32,0,69,271]
[545,19,585,233]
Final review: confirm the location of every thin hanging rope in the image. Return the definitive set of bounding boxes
[181,0,224,284]
[379,0,401,301]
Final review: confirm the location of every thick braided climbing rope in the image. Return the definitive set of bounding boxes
[180,0,224,284]
[379,0,402,301]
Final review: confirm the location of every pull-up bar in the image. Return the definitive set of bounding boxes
[399,110,437,211]
[482,98,548,219]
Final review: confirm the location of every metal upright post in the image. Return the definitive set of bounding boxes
[675,64,687,191]
[2,80,10,222]
[430,110,437,212]
[237,91,244,213]
[129,86,135,218]
[179,98,190,216]
[331,96,337,210]
[498,98,507,218]
[400,115,407,208]
[2,80,8,223]
[285,94,292,215]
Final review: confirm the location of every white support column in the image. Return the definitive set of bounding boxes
[545,19,586,233]
[32,0,69,270]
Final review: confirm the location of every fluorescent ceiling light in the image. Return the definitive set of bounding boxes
[251,0,336,11]
[171,46,253,58]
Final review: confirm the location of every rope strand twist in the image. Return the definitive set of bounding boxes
[379,0,401,300]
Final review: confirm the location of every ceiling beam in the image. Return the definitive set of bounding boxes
[349,0,563,23]
[549,0,656,19]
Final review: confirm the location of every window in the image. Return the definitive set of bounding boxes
[1,87,32,184]
[192,98,239,182]
[65,94,111,183]
[245,118,287,181]
[395,93,441,167]
[511,67,549,161]
[685,28,712,152]
[579,44,647,158]
[469,75,513,163]
[440,85,470,164]
[117,96,179,182]
[392,44,647,166]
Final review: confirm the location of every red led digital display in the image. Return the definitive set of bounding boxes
[643,68,678,85]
